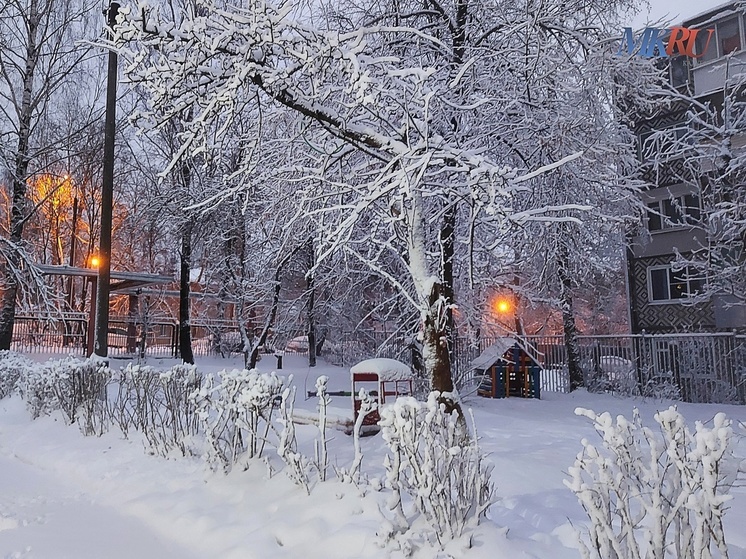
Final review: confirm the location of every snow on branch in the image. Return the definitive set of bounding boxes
[566,407,736,559]
[113,0,533,206]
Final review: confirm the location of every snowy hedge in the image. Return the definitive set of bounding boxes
[0,350,33,400]
[190,369,285,470]
[110,363,201,453]
[5,357,497,553]
[15,355,110,435]
[566,406,736,559]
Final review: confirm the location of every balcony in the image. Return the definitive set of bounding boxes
[687,11,746,96]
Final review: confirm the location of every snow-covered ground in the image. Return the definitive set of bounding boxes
[1,353,745,559]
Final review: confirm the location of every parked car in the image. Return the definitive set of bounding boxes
[583,355,636,392]
[284,336,309,353]
[107,327,130,349]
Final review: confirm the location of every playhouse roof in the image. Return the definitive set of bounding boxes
[471,337,540,370]
[350,358,413,381]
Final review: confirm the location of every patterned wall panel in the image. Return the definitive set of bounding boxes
[629,255,715,333]
[635,104,695,189]
[633,106,688,135]
[640,158,696,187]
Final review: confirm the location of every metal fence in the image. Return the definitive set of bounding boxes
[323,331,746,404]
[9,314,243,359]
[8,315,746,404]
[520,333,746,404]
[10,314,87,355]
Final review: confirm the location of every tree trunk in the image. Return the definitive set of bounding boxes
[558,245,583,391]
[179,219,194,364]
[249,248,300,369]
[436,0,467,380]
[249,265,282,369]
[408,178,459,412]
[560,290,584,391]
[0,0,40,350]
[422,281,460,414]
[440,200,456,380]
[307,251,316,367]
[512,275,525,336]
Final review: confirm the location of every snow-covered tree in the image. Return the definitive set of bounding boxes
[113,0,652,400]
[113,1,515,405]
[461,0,655,388]
[0,0,100,347]
[657,63,746,309]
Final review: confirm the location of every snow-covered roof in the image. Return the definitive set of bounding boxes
[350,358,413,381]
[471,337,540,370]
[682,1,737,27]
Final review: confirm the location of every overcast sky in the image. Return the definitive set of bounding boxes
[632,0,724,27]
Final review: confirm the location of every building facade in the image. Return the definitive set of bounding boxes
[627,2,746,333]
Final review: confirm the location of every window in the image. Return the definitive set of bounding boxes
[670,56,690,87]
[647,202,662,230]
[646,194,701,231]
[694,18,742,63]
[719,18,741,55]
[696,28,718,62]
[648,265,704,302]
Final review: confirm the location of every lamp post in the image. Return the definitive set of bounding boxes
[87,255,100,357]
[93,1,119,358]
[67,175,78,309]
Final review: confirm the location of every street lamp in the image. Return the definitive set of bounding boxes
[86,255,101,356]
[93,0,120,358]
[495,297,512,315]
[492,293,522,334]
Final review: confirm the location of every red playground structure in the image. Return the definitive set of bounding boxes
[350,358,414,429]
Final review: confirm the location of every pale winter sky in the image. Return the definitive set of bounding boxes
[632,0,726,27]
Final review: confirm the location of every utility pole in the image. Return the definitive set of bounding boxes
[94,1,119,358]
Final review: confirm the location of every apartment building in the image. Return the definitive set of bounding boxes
[626,2,746,333]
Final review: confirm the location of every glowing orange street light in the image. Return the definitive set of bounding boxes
[90,256,100,268]
[495,297,512,314]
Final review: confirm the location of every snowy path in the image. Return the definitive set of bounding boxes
[0,395,384,559]
[0,449,197,559]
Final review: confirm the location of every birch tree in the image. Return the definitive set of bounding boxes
[0,0,98,348]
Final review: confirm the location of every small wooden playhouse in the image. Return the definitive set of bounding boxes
[474,338,542,399]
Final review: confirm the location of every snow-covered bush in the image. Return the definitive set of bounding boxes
[641,374,681,401]
[337,387,377,485]
[0,350,33,399]
[378,392,494,547]
[157,364,202,453]
[686,379,740,405]
[566,407,735,559]
[190,368,284,471]
[110,363,162,438]
[54,357,111,434]
[67,357,111,436]
[16,356,111,434]
[276,385,310,494]
[112,363,201,453]
[15,362,56,418]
